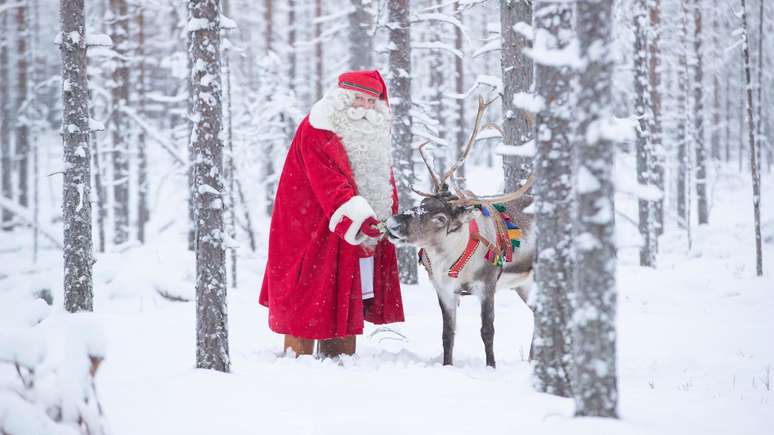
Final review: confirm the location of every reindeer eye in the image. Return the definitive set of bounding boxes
[432,214,448,225]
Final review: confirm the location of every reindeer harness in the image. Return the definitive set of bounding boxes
[418,203,522,278]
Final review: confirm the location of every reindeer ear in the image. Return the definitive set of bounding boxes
[461,206,481,223]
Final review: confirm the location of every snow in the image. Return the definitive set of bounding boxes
[1,129,772,435]
[85,33,112,47]
[513,92,545,112]
[494,140,535,157]
[577,166,601,194]
[185,18,210,33]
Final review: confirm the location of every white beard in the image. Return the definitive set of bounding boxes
[328,95,394,221]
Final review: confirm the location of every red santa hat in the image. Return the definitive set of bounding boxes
[338,70,389,106]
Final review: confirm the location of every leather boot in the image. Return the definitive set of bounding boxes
[319,335,356,359]
[283,335,315,357]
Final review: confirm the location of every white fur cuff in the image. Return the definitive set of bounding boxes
[329,195,376,245]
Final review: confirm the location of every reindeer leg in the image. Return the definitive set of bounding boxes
[480,291,496,368]
[437,293,456,366]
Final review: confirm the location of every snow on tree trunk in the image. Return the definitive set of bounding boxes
[187,2,196,252]
[0,4,12,230]
[224,46,237,289]
[634,0,656,267]
[60,0,94,313]
[500,0,534,191]
[531,0,574,399]
[16,2,30,209]
[572,0,619,418]
[740,0,764,277]
[189,0,230,372]
[692,1,708,225]
[648,0,664,237]
[348,0,372,70]
[110,0,130,245]
[137,7,148,243]
[388,0,417,285]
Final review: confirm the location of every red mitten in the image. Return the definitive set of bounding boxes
[359,216,382,238]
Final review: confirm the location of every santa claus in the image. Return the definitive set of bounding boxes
[259,70,404,358]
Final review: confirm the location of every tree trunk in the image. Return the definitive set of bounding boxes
[388,0,417,285]
[634,0,656,267]
[573,0,619,418]
[648,0,664,236]
[315,0,323,100]
[710,0,721,160]
[16,2,30,209]
[676,4,689,226]
[137,5,148,243]
[110,0,130,245]
[224,50,237,289]
[0,4,12,230]
[60,0,94,312]
[263,0,275,216]
[500,0,533,191]
[187,2,196,251]
[740,0,764,276]
[190,0,229,372]
[288,0,296,92]
[693,1,708,225]
[348,0,372,70]
[531,0,574,399]
[453,0,465,179]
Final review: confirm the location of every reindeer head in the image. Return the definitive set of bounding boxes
[386,97,534,249]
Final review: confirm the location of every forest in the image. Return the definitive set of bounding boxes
[0,0,771,434]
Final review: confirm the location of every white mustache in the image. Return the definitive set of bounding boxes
[346,107,385,125]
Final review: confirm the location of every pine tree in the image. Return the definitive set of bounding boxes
[190,0,230,372]
[648,0,665,236]
[531,0,574,399]
[500,0,533,191]
[60,0,94,313]
[692,0,708,225]
[348,0,372,70]
[739,0,763,277]
[16,1,30,209]
[572,0,618,418]
[136,3,149,243]
[110,0,131,245]
[388,0,417,285]
[0,2,12,230]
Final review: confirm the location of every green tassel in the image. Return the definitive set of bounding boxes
[493,203,507,212]
[511,239,520,249]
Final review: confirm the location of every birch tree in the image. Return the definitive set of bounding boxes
[572,0,618,418]
[500,0,533,191]
[388,0,417,285]
[531,0,574,399]
[60,0,94,313]
[190,0,230,372]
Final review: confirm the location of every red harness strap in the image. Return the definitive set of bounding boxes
[448,220,481,278]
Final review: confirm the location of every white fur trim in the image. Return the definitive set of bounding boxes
[329,195,376,245]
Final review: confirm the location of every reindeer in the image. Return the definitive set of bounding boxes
[385,97,535,368]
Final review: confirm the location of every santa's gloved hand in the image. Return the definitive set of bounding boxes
[359,216,382,238]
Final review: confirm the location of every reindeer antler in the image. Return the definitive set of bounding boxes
[449,175,535,206]
[417,141,443,192]
[440,96,499,185]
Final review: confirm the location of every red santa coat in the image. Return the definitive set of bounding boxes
[259,116,404,339]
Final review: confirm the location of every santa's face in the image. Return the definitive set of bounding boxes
[351,91,377,110]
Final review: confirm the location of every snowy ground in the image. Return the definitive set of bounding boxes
[1,161,772,434]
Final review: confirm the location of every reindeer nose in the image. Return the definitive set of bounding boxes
[386,216,406,237]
